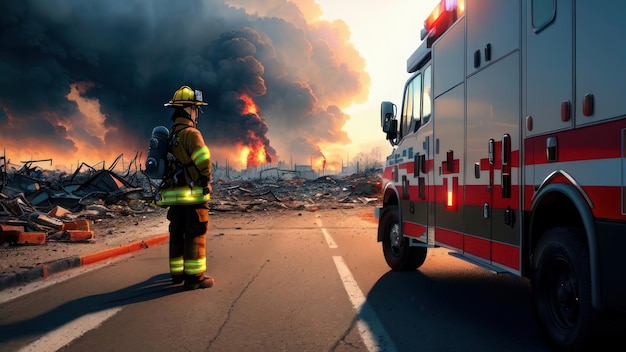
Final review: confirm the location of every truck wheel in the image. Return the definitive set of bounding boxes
[381,207,427,271]
[532,227,595,350]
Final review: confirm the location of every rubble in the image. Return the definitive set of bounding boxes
[0,153,383,247]
[209,173,381,213]
[0,155,149,246]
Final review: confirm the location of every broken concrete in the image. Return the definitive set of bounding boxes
[210,173,382,213]
[0,153,382,249]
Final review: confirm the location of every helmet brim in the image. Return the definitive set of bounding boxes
[164,101,208,108]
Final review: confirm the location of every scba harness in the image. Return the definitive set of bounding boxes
[165,126,210,188]
[145,125,210,206]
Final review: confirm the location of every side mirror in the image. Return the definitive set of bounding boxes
[381,101,397,133]
[381,101,398,145]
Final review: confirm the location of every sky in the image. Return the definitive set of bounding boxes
[0,0,438,173]
[315,0,439,169]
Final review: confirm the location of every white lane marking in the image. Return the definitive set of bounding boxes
[316,219,337,249]
[17,307,122,352]
[321,228,338,248]
[332,256,397,352]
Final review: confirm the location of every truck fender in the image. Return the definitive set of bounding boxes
[378,183,402,242]
[529,176,600,309]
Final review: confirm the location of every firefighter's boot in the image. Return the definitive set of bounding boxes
[184,274,214,290]
[171,274,184,285]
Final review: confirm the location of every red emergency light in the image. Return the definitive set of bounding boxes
[422,0,465,45]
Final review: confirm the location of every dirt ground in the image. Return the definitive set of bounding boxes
[0,204,379,278]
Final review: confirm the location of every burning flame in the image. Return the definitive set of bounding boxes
[240,94,258,115]
[232,93,273,167]
[312,156,327,173]
[235,93,273,168]
[238,136,271,169]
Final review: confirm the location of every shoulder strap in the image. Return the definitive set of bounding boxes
[169,124,191,140]
[169,126,207,186]
[169,125,194,167]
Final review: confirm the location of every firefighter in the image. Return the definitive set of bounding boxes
[158,85,214,290]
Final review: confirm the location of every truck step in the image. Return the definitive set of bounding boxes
[447,252,509,274]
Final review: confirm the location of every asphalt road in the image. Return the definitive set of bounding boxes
[0,208,558,351]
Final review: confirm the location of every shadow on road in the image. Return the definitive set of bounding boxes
[0,273,182,344]
[364,269,550,352]
[363,267,626,352]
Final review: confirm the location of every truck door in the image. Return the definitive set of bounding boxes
[466,53,521,271]
[417,65,434,245]
[465,0,521,271]
[431,15,466,251]
[398,65,434,244]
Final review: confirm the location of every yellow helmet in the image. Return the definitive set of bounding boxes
[164,85,208,107]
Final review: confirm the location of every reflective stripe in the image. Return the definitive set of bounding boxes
[157,186,210,206]
[191,146,210,164]
[194,153,210,164]
[184,258,206,275]
[170,256,184,274]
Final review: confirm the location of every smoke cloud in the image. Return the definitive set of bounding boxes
[0,0,369,172]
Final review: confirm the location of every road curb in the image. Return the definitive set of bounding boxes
[0,234,169,292]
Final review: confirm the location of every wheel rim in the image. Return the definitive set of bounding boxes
[389,222,402,257]
[547,258,580,330]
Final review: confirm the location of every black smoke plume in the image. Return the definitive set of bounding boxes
[0,0,369,170]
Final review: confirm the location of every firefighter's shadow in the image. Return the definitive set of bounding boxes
[362,269,551,352]
[0,273,182,344]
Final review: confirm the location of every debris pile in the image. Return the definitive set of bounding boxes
[0,155,153,246]
[211,173,382,212]
[0,154,382,247]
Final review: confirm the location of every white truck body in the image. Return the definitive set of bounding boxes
[376,1,626,349]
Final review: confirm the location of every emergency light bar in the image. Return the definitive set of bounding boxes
[421,0,465,45]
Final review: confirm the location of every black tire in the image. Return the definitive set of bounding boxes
[532,227,596,351]
[381,207,427,271]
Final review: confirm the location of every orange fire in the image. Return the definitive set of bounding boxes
[312,156,327,172]
[235,94,272,168]
[240,94,258,115]
[238,139,270,168]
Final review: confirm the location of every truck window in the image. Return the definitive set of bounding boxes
[400,69,431,138]
[401,81,412,138]
[401,73,422,138]
[531,0,555,32]
[412,73,422,132]
[423,65,432,125]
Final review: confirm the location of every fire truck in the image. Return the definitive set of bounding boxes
[375,0,626,349]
